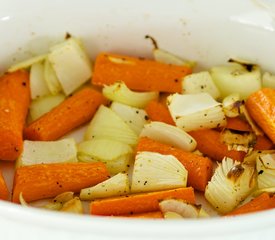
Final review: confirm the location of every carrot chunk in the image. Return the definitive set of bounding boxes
[0,170,9,200]
[136,137,213,191]
[189,129,246,162]
[246,88,275,143]
[24,88,107,141]
[145,100,175,125]
[226,193,275,216]
[225,117,252,132]
[92,53,192,93]
[12,162,109,203]
[90,187,195,216]
[254,135,274,150]
[121,211,163,219]
[0,70,30,160]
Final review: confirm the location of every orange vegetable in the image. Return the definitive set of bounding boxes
[189,129,246,162]
[92,53,192,93]
[121,211,163,219]
[90,187,195,216]
[246,88,275,143]
[254,135,274,150]
[0,70,30,160]
[0,170,9,200]
[12,162,109,203]
[145,100,175,125]
[24,88,107,141]
[136,137,213,191]
[226,193,275,216]
[225,117,252,132]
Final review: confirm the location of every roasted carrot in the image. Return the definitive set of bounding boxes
[136,137,213,191]
[0,70,30,160]
[12,162,109,203]
[24,88,107,141]
[90,187,195,216]
[226,193,275,216]
[254,135,274,150]
[120,211,163,219]
[145,100,175,125]
[189,129,246,162]
[225,117,252,132]
[92,53,192,93]
[0,169,9,200]
[246,88,275,143]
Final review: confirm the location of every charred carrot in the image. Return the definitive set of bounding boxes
[226,193,275,216]
[90,187,195,216]
[254,135,274,150]
[225,117,252,132]
[121,211,163,219]
[145,100,175,125]
[0,170,9,200]
[246,88,275,143]
[0,70,30,160]
[24,88,107,141]
[12,162,109,203]
[92,53,192,93]
[136,137,213,191]
[189,129,246,162]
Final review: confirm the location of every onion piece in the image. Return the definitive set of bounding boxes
[44,57,62,95]
[256,153,275,188]
[140,121,197,152]
[8,54,47,72]
[84,105,138,146]
[221,129,256,153]
[222,93,242,118]
[103,82,158,108]
[60,197,83,214]
[153,48,196,68]
[252,187,275,197]
[30,62,50,99]
[159,199,209,219]
[16,138,78,168]
[29,93,65,121]
[240,105,264,136]
[182,71,220,99]
[131,151,187,193]
[205,157,256,214]
[77,138,133,175]
[210,62,261,99]
[110,102,148,135]
[262,72,275,89]
[80,173,130,200]
[48,37,92,95]
[167,93,226,132]
[19,192,29,207]
[243,150,275,165]
[43,192,74,211]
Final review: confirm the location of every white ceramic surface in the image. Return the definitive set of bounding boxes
[0,0,275,239]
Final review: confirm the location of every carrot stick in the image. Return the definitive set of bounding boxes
[225,117,252,132]
[90,187,195,216]
[92,53,192,93]
[24,88,107,141]
[145,100,175,125]
[0,70,30,160]
[136,137,213,191]
[254,135,274,150]
[12,162,109,203]
[0,169,9,200]
[226,193,275,216]
[189,129,246,162]
[246,88,275,143]
[120,211,163,219]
